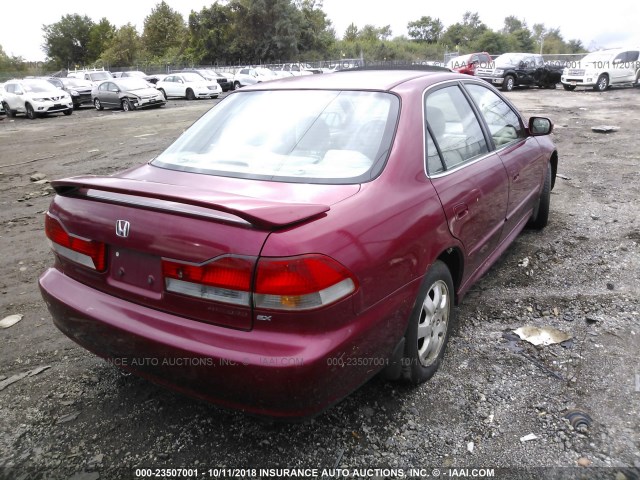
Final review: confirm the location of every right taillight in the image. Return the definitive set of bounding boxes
[161,254,357,311]
[45,213,107,272]
[254,255,357,310]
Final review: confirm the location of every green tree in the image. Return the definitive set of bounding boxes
[101,24,141,66]
[187,3,234,63]
[343,23,358,42]
[228,0,303,61]
[407,16,443,43]
[567,39,586,53]
[142,1,187,59]
[473,31,509,54]
[502,16,526,34]
[42,14,95,67]
[296,0,335,59]
[87,18,116,63]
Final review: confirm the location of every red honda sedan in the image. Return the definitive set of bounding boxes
[39,68,558,418]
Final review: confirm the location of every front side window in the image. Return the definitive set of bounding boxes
[466,84,524,147]
[153,90,399,184]
[425,85,489,171]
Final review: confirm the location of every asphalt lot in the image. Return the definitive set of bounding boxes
[0,86,639,480]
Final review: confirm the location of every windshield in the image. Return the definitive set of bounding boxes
[23,80,59,93]
[494,53,527,67]
[581,51,615,63]
[89,72,113,81]
[152,90,399,184]
[63,78,92,88]
[182,73,205,82]
[116,78,152,90]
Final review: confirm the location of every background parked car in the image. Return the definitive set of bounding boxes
[561,47,640,91]
[155,72,221,100]
[446,52,492,75]
[0,83,4,115]
[45,77,93,109]
[67,69,114,86]
[232,67,279,88]
[175,69,233,92]
[2,78,73,119]
[475,53,563,91]
[92,78,166,111]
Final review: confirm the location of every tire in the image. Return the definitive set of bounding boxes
[635,72,640,87]
[94,98,103,111]
[158,89,166,100]
[63,109,72,116]
[73,103,80,110]
[594,74,609,92]
[186,89,196,100]
[402,260,455,384]
[527,162,552,230]
[3,102,14,118]
[502,75,515,92]
[563,84,576,91]
[234,81,241,90]
[25,103,36,120]
[121,98,133,111]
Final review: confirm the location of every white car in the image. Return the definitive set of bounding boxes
[232,67,280,89]
[0,83,4,115]
[2,78,73,119]
[67,69,114,86]
[562,47,640,91]
[155,73,221,100]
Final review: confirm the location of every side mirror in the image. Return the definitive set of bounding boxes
[529,117,553,136]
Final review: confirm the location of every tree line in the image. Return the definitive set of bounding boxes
[1,0,587,72]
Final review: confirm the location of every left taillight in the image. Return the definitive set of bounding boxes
[45,214,107,272]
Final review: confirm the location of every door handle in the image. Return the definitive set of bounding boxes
[454,203,469,220]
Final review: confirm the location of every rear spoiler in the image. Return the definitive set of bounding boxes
[51,176,330,229]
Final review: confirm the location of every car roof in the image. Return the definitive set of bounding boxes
[240,68,460,91]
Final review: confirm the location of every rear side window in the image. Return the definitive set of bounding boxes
[153,90,400,184]
[465,84,524,147]
[425,85,489,171]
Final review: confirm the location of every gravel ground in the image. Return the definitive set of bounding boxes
[0,85,638,480]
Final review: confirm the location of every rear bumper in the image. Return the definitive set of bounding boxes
[39,268,408,418]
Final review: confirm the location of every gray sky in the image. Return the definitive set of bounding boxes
[1,0,638,61]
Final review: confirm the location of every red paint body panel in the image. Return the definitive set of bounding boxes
[39,70,558,418]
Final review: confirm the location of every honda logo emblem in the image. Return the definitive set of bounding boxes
[115,220,130,238]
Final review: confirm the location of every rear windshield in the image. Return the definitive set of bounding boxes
[152,90,399,184]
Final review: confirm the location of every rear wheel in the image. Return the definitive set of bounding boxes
[402,260,454,384]
[94,98,103,111]
[563,84,576,91]
[527,162,552,230]
[121,98,133,111]
[25,103,36,120]
[594,74,609,92]
[186,89,196,100]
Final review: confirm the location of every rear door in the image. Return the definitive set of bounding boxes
[425,83,509,276]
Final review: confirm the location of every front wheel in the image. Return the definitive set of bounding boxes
[3,102,14,117]
[402,260,454,384]
[158,89,166,100]
[63,109,72,116]
[94,98,103,111]
[25,103,37,120]
[186,89,196,100]
[563,84,576,91]
[594,74,609,92]
[527,162,552,230]
[502,75,515,92]
[121,98,133,111]
[234,81,241,90]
